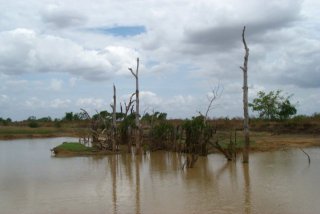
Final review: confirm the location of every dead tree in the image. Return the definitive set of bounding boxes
[120,93,135,153]
[111,84,117,152]
[129,58,141,155]
[240,26,250,163]
[80,108,101,147]
[122,93,136,116]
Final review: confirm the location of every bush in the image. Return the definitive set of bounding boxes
[150,122,174,141]
[28,121,40,128]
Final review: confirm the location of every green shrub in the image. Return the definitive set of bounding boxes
[150,122,174,141]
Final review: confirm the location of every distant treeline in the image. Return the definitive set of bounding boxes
[1,111,320,134]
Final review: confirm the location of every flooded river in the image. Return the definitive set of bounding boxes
[1,138,320,214]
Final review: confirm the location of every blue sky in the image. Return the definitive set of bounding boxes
[0,0,320,121]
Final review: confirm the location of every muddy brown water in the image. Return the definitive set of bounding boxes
[1,138,320,214]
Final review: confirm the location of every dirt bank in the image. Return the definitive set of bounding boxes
[250,132,320,152]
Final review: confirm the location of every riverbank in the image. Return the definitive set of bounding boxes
[250,132,320,152]
[0,126,80,140]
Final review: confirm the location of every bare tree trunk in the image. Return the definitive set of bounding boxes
[240,26,250,163]
[112,84,117,152]
[129,58,141,155]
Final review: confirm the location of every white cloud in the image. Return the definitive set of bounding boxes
[50,98,71,108]
[76,98,106,109]
[140,91,162,106]
[0,29,140,81]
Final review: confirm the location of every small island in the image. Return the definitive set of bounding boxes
[51,142,127,156]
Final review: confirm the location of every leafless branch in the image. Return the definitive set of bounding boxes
[203,84,223,122]
[123,92,136,116]
[128,68,137,78]
[300,148,311,165]
[80,108,91,120]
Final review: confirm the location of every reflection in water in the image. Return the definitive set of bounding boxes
[1,139,320,214]
[109,155,117,214]
[135,155,141,214]
[243,164,251,214]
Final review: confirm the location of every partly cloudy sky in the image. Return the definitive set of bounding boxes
[0,0,319,120]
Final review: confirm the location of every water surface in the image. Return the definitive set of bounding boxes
[1,138,320,214]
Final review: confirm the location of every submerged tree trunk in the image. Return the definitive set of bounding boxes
[129,58,141,155]
[240,26,250,163]
[112,84,117,152]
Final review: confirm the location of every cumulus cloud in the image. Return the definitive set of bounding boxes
[0,28,140,81]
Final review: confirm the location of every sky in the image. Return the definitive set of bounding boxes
[0,0,319,121]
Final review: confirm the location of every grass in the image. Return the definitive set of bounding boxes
[51,142,122,156]
[53,142,94,152]
[52,142,96,156]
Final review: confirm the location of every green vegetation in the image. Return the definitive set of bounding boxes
[51,142,129,156]
[53,142,93,152]
[51,142,103,156]
[250,90,297,120]
[183,116,212,155]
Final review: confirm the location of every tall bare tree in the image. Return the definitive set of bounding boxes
[111,84,117,152]
[129,58,141,154]
[240,26,250,163]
